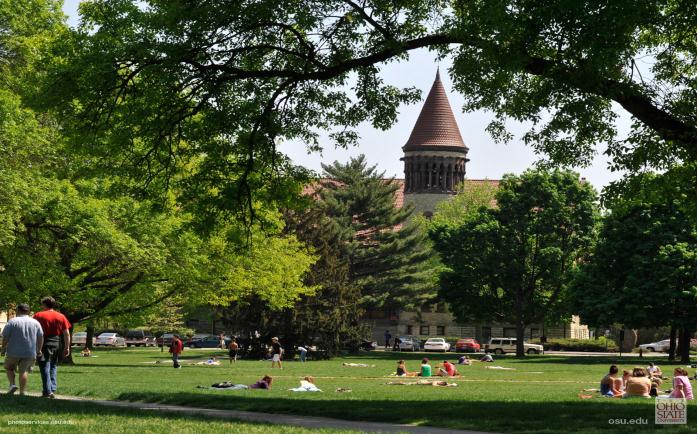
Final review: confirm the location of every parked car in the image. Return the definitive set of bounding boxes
[156,333,175,347]
[188,333,213,345]
[455,338,481,353]
[486,338,543,355]
[423,338,451,352]
[95,333,127,347]
[638,339,697,352]
[72,331,87,347]
[189,335,231,348]
[360,339,378,351]
[397,336,421,352]
[125,330,157,347]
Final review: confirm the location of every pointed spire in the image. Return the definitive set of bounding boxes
[403,70,467,151]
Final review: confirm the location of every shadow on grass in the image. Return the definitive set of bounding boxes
[113,391,695,434]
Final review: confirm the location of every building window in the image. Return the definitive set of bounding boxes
[406,325,413,335]
[436,303,447,313]
[423,211,433,220]
[436,326,445,336]
[420,304,432,313]
[420,325,430,335]
[503,327,517,338]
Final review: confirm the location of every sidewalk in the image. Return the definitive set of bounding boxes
[56,394,496,434]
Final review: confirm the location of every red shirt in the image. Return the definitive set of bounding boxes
[169,338,183,354]
[34,310,71,336]
[444,361,456,376]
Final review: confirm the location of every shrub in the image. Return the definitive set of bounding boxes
[530,337,618,352]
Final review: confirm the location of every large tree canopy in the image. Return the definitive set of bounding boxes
[41,0,697,225]
[431,169,598,356]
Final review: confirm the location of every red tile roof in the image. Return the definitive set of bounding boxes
[403,70,467,151]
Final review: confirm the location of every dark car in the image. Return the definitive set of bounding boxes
[125,330,157,347]
[189,335,231,348]
[156,333,175,347]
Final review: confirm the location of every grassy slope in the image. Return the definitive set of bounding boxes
[2,348,696,433]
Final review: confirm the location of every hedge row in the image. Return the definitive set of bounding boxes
[530,337,618,352]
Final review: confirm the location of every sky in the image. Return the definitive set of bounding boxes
[62,0,627,191]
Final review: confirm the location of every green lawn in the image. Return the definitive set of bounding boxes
[2,348,696,433]
[0,396,360,433]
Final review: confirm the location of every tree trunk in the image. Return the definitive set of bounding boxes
[86,323,95,349]
[680,327,691,363]
[668,325,677,361]
[515,288,525,358]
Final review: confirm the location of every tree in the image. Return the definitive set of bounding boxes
[42,0,697,226]
[570,177,697,362]
[318,155,437,308]
[430,169,598,357]
[427,180,498,227]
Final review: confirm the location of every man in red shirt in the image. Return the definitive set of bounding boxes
[169,335,183,369]
[33,296,71,398]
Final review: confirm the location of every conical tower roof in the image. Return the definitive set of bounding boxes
[403,70,467,152]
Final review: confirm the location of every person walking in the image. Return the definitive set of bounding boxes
[219,332,226,350]
[33,296,71,398]
[169,334,183,368]
[270,337,283,369]
[297,345,308,362]
[228,338,239,364]
[384,330,392,350]
[1,303,44,396]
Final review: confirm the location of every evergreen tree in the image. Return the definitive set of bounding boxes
[319,155,437,308]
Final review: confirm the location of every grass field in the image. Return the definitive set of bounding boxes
[1,348,696,433]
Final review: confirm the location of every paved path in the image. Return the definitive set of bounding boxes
[55,395,494,434]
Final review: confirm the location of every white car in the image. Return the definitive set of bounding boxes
[486,338,543,355]
[639,339,671,352]
[423,338,451,352]
[71,331,87,346]
[95,333,127,347]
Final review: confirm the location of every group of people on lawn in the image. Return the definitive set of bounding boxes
[600,363,693,399]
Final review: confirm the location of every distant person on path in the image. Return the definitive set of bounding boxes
[270,337,283,369]
[169,334,183,368]
[228,338,239,364]
[219,333,226,350]
[623,367,651,398]
[600,365,622,397]
[1,303,43,396]
[670,368,694,399]
[297,345,308,362]
[384,330,392,349]
[33,296,71,398]
[418,358,432,377]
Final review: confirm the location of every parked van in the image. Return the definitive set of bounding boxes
[485,338,543,355]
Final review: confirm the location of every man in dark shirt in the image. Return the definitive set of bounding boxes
[270,337,283,369]
[384,330,392,349]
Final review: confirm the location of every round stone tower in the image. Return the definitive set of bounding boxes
[401,70,469,216]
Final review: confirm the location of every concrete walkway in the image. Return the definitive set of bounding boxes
[56,395,495,434]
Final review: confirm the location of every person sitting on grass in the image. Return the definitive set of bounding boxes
[458,355,471,365]
[289,376,322,392]
[480,354,494,362]
[621,370,631,391]
[437,360,459,377]
[623,367,651,398]
[81,346,91,357]
[249,375,273,389]
[647,362,663,379]
[669,368,694,399]
[650,377,662,397]
[396,360,409,377]
[417,358,432,377]
[600,365,622,397]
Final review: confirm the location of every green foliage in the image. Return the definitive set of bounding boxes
[318,155,437,308]
[427,180,499,227]
[430,169,599,356]
[40,0,697,225]
[570,174,697,335]
[531,337,618,352]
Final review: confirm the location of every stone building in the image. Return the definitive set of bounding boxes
[364,71,590,344]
